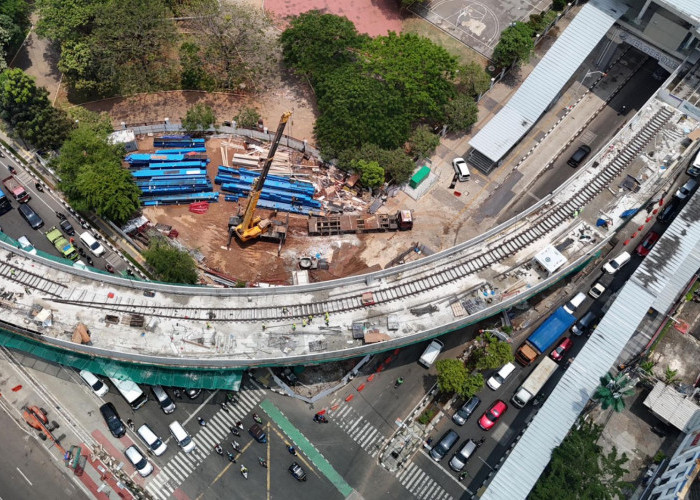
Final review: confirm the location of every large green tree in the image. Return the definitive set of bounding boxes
[530,423,629,499]
[492,22,534,68]
[444,93,479,132]
[55,123,140,223]
[144,241,198,284]
[338,143,415,184]
[280,11,364,80]
[455,62,491,97]
[0,68,72,149]
[475,338,514,371]
[408,124,440,158]
[360,32,457,122]
[0,0,31,67]
[36,0,102,43]
[182,103,216,135]
[353,159,384,189]
[436,359,468,395]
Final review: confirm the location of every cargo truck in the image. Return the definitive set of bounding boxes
[515,307,576,366]
[2,176,30,203]
[46,226,78,261]
[511,357,558,408]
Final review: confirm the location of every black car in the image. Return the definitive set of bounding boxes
[289,462,307,481]
[60,219,75,236]
[99,402,126,438]
[249,424,267,443]
[658,198,680,223]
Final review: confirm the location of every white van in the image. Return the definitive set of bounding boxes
[79,232,105,257]
[169,421,196,453]
[418,339,444,368]
[603,251,631,274]
[137,424,168,456]
[487,362,516,391]
[109,376,148,410]
[452,157,471,181]
[79,370,108,397]
[563,292,586,315]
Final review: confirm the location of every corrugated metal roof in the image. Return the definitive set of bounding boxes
[633,193,700,312]
[643,382,699,431]
[469,0,624,162]
[659,0,700,20]
[482,192,700,500]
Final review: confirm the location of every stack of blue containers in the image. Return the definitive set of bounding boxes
[215,166,319,215]
[128,137,218,206]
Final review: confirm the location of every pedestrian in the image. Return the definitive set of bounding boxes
[127,419,134,430]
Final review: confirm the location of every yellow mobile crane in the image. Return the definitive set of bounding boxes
[230,111,291,243]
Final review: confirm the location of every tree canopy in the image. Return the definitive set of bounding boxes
[592,372,635,413]
[0,68,72,150]
[144,241,199,284]
[530,423,629,499]
[54,121,140,223]
[492,22,534,68]
[353,159,384,189]
[182,103,216,135]
[444,93,479,132]
[338,143,415,184]
[0,0,31,71]
[408,124,441,158]
[474,336,515,371]
[435,359,485,399]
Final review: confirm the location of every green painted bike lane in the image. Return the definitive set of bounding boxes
[260,399,354,497]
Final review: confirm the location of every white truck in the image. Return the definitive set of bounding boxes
[511,357,558,408]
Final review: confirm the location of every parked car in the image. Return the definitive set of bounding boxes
[184,388,202,399]
[603,251,631,274]
[486,362,516,391]
[657,198,680,223]
[478,400,507,431]
[151,385,176,414]
[636,231,660,257]
[674,179,698,199]
[550,337,573,361]
[589,282,606,299]
[99,402,125,438]
[124,445,153,477]
[449,439,478,471]
[79,370,108,397]
[137,424,167,456]
[429,430,459,461]
[59,219,75,236]
[571,311,599,336]
[289,462,307,481]
[452,396,481,426]
[563,292,586,314]
[17,235,37,255]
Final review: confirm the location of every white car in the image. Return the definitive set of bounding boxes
[79,370,108,397]
[125,445,153,477]
[17,235,37,255]
[589,282,606,299]
[603,251,631,274]
[563,292,586,315]
[451,157,471,181]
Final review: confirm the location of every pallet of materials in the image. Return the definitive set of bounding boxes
[131,168,208,179]
[155,148,207,154]
[223,195,314,215]
[308,211,413,236]
[153,136,205,148]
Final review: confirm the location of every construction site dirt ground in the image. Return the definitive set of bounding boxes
[140,135,469,284]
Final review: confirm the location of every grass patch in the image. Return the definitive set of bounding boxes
[417,403,439,425]
[685,280,700,301]
[648,321,674,353]
[402,17,490,66]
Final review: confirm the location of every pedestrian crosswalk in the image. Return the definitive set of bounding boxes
[331,404,386,458]
[396,462,453,500]
[145,380,266,500]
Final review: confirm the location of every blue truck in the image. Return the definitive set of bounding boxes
[0,189,12,216]
[515,307,576,365]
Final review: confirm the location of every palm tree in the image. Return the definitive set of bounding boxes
[593,372,635,413]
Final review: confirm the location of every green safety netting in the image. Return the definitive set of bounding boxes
[0,330,242,390]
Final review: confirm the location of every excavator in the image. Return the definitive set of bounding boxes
[230,111,292,243]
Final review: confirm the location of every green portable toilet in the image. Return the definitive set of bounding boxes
[409,166,430,189]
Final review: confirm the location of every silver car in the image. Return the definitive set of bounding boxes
[449,439,478,471]
[452,396,481,426]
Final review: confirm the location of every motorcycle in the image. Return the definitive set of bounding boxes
[55,211,67,221]
[240,465,248,479]
[258,457,267,468]
[394,377,404,388]
[105,264,115,273]
[227,451,236,463]
[220,402,229,412]
[35,182,44,192]
[173,388,182,399]
[86,257,94,266]
[226,392,239,404]
[232,441,241,453]
[197,417,206,426]
[8,165,16,174]
[252,413,262,424]
[230,426,240,437]
[215,444,223,456]
[313,414,328,424]
[236,420,244,430]
[78,247,86,257]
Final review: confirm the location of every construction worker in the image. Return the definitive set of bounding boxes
[292,323,296,331]
[261,325,266,331]
[308,315,313,323]
[302,319,307,327]
[282,307,288,314]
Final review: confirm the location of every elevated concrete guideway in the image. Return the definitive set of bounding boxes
[0,95,693,378]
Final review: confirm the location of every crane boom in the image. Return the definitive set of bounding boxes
[235,111,292,242]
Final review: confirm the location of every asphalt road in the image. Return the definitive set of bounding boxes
[499,54,664,222]
[0,154,125,273]
[0,409,88,500]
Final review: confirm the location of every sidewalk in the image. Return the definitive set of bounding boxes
[0,348,140,500]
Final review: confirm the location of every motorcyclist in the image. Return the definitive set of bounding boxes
[288,445,296,455]
[215,444,223,455]
[197,417,206,426]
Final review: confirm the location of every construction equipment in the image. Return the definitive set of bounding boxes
[230,112,291,243]
[307,210,413,236]
[22,405,66,455]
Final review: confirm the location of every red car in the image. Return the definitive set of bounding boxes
[550,337,573,362]
[478,400,507,431]
[636,231,660,257]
